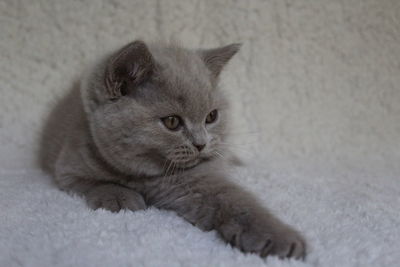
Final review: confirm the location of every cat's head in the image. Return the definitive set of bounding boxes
[82,41,240,176]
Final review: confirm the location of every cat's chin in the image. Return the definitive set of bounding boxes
[177,155,216,169]
[165,157,205,173]
[161,153,218,175]
[175,158,201,169]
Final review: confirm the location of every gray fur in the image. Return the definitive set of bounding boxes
[40,41,306,259]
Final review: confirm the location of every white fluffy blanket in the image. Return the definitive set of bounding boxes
[1,1,399,266]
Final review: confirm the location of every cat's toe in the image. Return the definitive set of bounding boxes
[269,231,306,259]
[118,193,146,211]
[86,185,146,212]
[89,196,121,212]
[221,221,306,260]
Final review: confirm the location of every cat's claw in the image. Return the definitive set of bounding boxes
[268,231,306,259]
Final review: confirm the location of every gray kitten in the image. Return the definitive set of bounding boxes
[40,41,306,259]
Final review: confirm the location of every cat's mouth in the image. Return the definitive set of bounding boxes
[162,146,217,175]
[163,145,199,169]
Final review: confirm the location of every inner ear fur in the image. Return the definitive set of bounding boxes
[104,40,154,99]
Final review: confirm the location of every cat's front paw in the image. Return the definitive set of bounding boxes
[86,184,146,212]
[220,219,306,259]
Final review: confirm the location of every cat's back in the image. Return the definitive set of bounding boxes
[38,81,87,174]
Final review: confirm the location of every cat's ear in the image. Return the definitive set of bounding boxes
[105,41,154,99]
[199,43,241,78]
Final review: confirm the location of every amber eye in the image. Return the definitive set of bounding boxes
[161,115,182,131]
[206,109,218,124]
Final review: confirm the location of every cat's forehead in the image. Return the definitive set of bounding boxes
[156,47,211,88]
[153,48,218,113]
[160,62,212,101]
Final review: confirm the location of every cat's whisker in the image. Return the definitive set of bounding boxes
[213,151,225,160]
[219,141,256,147]
[160,159,168,187]
[214,151,225,159]
[160,159,172,189]
[217,143,253,155]
[179,165,185,178]
[161,158,169,173]
[170,162,177,177]
[164,163,174,187]
[228,131,261,136]
[217,148,251,158]
[171,162,177,176]
[219,146,252,155]
[164,160,174,179]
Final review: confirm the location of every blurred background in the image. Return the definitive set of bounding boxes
[1,0,399,171]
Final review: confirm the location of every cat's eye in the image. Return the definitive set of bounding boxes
[206,109,218,124]
[161,115,182,131]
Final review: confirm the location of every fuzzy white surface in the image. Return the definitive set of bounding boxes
[1,0,400,266]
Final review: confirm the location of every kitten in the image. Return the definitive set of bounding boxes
[40,41,306,259]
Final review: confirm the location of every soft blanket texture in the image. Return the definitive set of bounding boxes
[1,0,399,266]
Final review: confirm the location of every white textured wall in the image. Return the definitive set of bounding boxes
[1,0,399,169]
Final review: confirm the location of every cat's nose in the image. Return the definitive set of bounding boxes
[193,143,206,152]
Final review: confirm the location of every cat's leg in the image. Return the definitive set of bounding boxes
[56,175,146,212]
[53,137,147,213]
[147,174,306,259]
